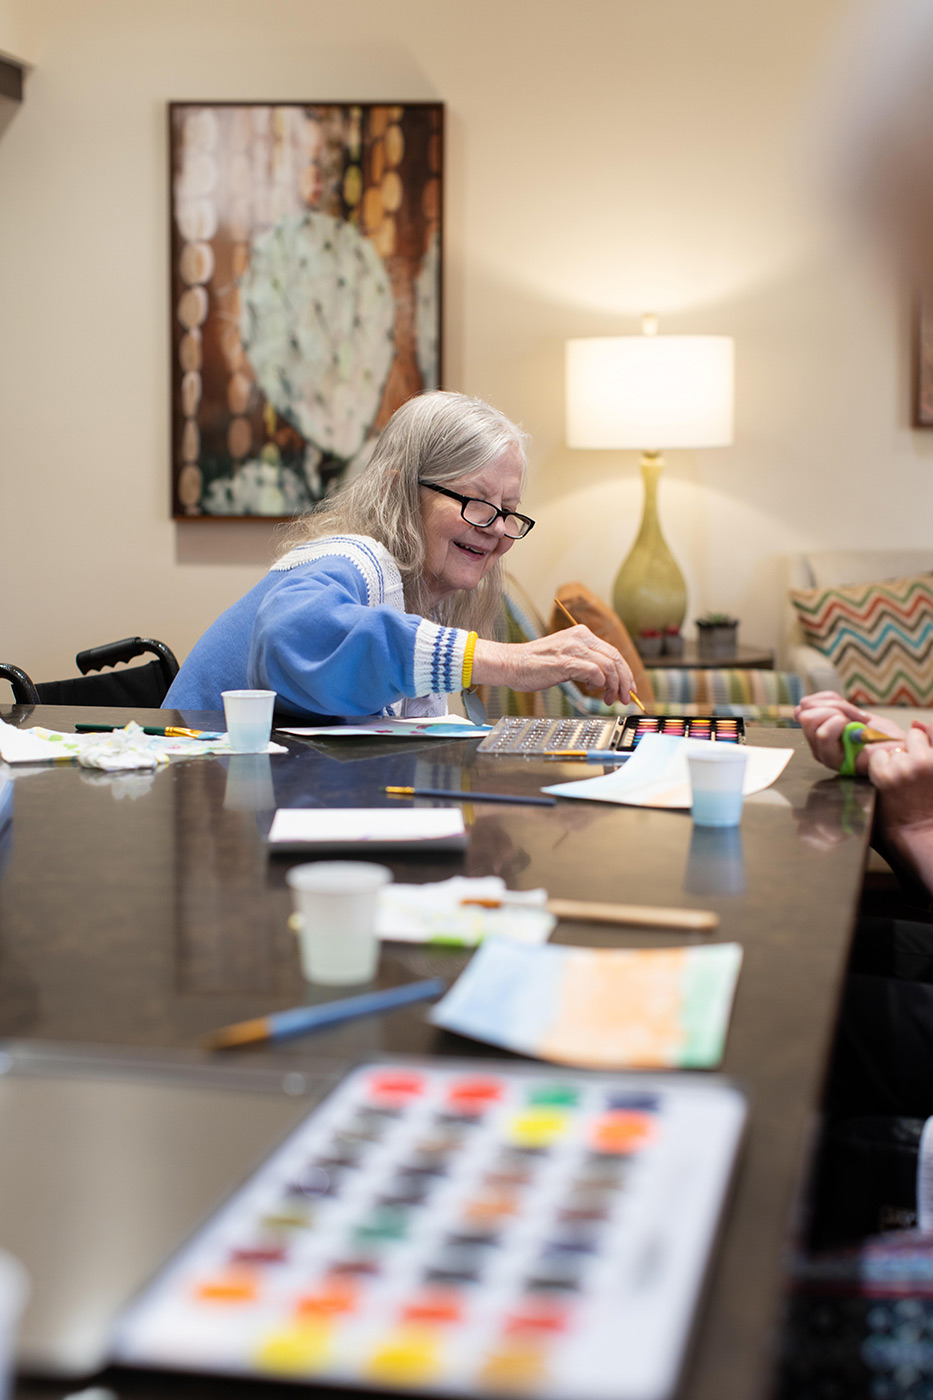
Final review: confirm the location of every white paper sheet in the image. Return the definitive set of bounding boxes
[267,807,468,851]
[430,937,744,1069]
[543,732,793,808]
[279,717,490,739]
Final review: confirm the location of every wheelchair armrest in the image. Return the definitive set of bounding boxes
[0,663,40,704]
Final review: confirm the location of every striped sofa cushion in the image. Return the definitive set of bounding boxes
[789,573,933,706]
[647,668,805,709]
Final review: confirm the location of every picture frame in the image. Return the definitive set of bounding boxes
[914,294,933,427]
[169,101,443,518]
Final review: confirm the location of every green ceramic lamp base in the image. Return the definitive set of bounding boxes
[612,452,687,638]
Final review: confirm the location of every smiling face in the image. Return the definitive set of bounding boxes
[419,448,525,608]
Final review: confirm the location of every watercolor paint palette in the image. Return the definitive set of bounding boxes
[477,714,745,758]
[112,1059,746,1400]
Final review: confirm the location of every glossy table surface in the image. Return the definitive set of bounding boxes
[0,705,874,1400]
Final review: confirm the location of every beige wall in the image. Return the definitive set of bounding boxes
[0,0,37,63]
[0,0,927,685]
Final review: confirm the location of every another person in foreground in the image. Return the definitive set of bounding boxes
[795,691,933,1246]
[166,391,635,721]
[796,691,933,895]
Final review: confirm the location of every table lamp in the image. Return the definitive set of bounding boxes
[565,319,734,640]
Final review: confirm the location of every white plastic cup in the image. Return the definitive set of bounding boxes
[687,747,748,828]
[286,862,392,985]
[0,1251,29,1400]
[221,689,276,753]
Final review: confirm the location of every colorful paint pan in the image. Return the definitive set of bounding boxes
[113,1060,746,1400]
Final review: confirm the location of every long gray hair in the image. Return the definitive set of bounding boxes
[279,391,530,635]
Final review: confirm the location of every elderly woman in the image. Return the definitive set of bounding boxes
[166,391,635,720]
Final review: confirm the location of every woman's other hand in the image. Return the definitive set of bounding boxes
[473,626,635,706]
[794,691,906,773]
[868,722,933,892]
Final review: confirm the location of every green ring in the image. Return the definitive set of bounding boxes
[840,721,866,777]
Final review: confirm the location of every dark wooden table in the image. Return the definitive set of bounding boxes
[0,704,874,1400]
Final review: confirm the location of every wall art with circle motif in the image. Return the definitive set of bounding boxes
[169,101,443,518]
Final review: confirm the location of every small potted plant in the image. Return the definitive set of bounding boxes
[637,627,663,658]
[663,626,684,657]
[695,612,739,660]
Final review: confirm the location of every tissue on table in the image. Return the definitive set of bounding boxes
[77,724,176,771]
[376,876,555,947]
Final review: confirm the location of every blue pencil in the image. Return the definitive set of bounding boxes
[542,751,630,764]
[202,977,445,1050]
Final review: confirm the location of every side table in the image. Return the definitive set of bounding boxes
[647,642,775,671]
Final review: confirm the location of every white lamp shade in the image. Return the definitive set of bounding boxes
[566,335,735,450]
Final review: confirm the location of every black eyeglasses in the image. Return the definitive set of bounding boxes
[418,481,535,539]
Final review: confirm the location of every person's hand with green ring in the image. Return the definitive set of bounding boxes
[795,691,906,775]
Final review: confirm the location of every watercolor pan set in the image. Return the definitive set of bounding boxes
[477,714,746,758]
[112,1059,747,1400]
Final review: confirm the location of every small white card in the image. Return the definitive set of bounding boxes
[267,807,468,852]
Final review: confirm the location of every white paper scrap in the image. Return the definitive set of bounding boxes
[543,732,793,809]
[0,719,285,770]
[377,876,554,947]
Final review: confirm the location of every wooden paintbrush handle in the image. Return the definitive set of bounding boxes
[544,898,718,932]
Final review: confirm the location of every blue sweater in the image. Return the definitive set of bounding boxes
[165,535,470,720]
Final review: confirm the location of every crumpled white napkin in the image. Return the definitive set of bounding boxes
[77,724,173,771]
[376,875,555,947]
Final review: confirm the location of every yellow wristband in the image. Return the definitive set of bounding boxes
[461,631,478,689]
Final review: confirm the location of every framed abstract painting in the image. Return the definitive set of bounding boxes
[914,295,933,427]
[169,101,443,518]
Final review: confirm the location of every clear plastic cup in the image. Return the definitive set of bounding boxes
[687,747,748,828]
[286,862,392,985]
[221,689,276,753]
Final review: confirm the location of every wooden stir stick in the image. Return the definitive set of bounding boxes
[462,896,718,933]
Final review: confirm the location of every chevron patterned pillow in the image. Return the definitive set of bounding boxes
[789,573,933,706]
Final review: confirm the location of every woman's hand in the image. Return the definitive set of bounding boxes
[472,627,635,706]
[868,723,933,892]
[794,691,906,773]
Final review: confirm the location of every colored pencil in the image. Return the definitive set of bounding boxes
[542,750,629,762]
[384,786,556,807]
[202,978,446,1050]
